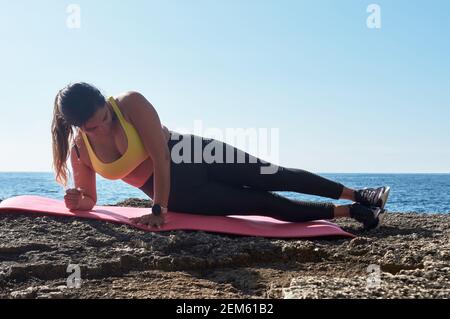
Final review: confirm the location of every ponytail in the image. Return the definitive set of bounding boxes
[51,92,74,187]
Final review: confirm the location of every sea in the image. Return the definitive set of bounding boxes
[0,173,449,213]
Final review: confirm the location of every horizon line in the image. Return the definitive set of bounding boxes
[1,171,450,175]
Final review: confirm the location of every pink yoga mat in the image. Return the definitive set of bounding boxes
[0,195,355,239]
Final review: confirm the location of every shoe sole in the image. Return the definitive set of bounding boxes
[374,208,387,230]
[377,186,391,209]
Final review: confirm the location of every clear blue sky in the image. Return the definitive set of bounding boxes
[1,0,449,173]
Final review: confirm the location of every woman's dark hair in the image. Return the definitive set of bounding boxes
[51,82,106,187]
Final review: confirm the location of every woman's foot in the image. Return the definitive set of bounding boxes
[349,203,386,230]
[355,186,390,209]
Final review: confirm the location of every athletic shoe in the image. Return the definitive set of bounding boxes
[355,186,390,209]
[349,203,387,230]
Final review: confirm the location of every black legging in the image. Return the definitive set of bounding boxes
[139,131,345,222]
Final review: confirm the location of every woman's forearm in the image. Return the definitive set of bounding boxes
[153,160,171,208]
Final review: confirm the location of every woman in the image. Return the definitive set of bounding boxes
[52,82,390,231]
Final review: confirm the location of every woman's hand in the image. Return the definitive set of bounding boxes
[130,210,167,228]
[64,188,84,210]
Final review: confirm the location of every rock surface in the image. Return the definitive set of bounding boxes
[0,198,448,299]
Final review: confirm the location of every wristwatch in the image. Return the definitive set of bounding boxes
[152,204,167,216]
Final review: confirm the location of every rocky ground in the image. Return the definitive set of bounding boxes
[0,198,448,299]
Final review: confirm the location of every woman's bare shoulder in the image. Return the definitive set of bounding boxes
[111,91,144,122]
[116,91,170,140]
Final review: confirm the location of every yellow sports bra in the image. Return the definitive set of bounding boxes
[80,96,148,180]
